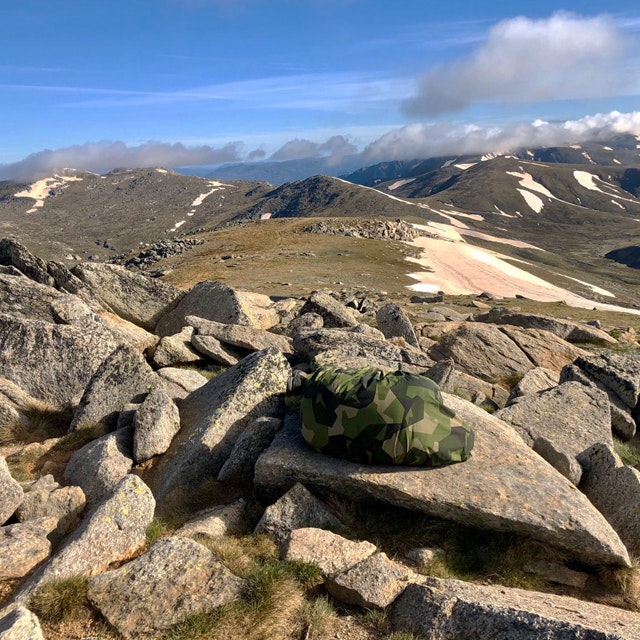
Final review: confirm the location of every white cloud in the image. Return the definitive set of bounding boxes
[404,12,630,116]
[0,140,242,181]
[270,135,357,162]
[363,111,640,161]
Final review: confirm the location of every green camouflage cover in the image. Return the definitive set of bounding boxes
[300,366,474,466]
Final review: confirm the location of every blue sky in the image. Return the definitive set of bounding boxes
[2,0,640,178]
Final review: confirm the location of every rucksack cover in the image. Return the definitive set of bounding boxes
[300,366,474,466]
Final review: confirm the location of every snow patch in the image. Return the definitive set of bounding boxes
[517,189,544,213]
[613,158,622,165]
[15,174,83,214]
[388,178,416,191]
[570,145,582,149]
[553,274,615,298]
[454,163,476,170]
[581,151,595,163]
[260,213,272,220]
[156,168,168,174]
[507,171,555,199]
[603,146,613,151]
[611,199,625,210]
[191,180,232,208]
[441,159,455,168]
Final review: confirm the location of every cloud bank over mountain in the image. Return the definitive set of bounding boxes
[1,111,639,181]
[403,12,628,116]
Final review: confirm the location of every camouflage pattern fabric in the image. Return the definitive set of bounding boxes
[300,365,474,466]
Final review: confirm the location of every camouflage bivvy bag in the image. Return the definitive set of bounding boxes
[300,365,474,467]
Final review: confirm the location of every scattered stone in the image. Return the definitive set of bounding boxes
[254,483,341,544]
[523,560,589,589]
[423,359,455,392]
[133,387,180,463]
[190,334,242,366]
[188,316,293,355]
[15,484,85,542]
[391,579,640,640]
[405,547,444,568]
[15,475,155,604]
[152,326,202,368]
[299,291,358,328]
[153,348,289,502]
[71,262,183,331]
[376,302,419,348]
[326,552,416,608]
[349,323,386,340]
[281,528,376,577]
[0,606,44,639]
[70,344,155,431]
[64,427,133,507]
[217,416,282,483]
[155,367,208,400]
[87,537,246,639]
[531,437,583,486]
[286,312,324,336]
[0,458,23,526]
[0,313,117,406]
[255,402,630,567]
[176,499,247,539]
[581,443,640,557]
[0,517,57,579]
[495,382,612,484]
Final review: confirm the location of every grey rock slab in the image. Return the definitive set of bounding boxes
[326,552,416,609]
[292,328,402,371]
[349,323,386,340]
[523,560,588,589]
[87,536,246,639]
[281,528,376,577]
[0,313,117,406]
[254,482,342,544]
[255,399,630,567]
[581,443,640,557]
[299,291,358,328]
[14,475,155,605]
[532,437,583,486]
[155,280,260,337]
[190,334,241,366]
[71,262,183,331]
[133,387,180,463]
[506,366,559,405]
[286,312,324,336]
[376,302,419,348]
[0,606,44,640]
[475,309,618,345]
[0,458,23,526]
[0,517,56,579]
[15,484,85,542]
[217,416,282,483]
[64,427,133,507]
[152,326,202,368]
[391,578,640,640]
[187,316,293,355]
[70,343,155,431]
[155,367,208,400]
[153,348,289,502]
[0,239,53,287]
[0,272,62,323]
[423,359,455,392]
[176,499,247,539]
[495,382,612,484]
[574,352,640,409]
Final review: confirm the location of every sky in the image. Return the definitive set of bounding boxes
[2,0,640,179]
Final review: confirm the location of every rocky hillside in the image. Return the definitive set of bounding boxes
[2,239,640,638]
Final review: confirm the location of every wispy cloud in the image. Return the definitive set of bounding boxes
[404,12,632,116]
[270,135,357,162]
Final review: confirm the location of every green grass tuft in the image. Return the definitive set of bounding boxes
[31,576,90,623]
[614,438,640,468]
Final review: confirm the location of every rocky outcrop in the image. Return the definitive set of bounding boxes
[155,280,272,337]
[155,367,208,400]
[176,499,247,539]
[391,578,640,639]
[190,334,242,366]
[0,606,44,639]
[474,308,618,345]
[506,366,559,404]
[255,401,630,567]
[153,348,289,502]
[0,272,64,322]
[15,475,155,604]
[0,239,53,287]
[152,326,202,368]
[0,313,117,406]
[376,302,419,348]
[581,443,640,557]
[71,262,183,331]
[70,344,155,431]
[0,517,57,579]
[64,427,133,507]
[299,291,358,328]
[87,537,246,639]
[495,382,612,484]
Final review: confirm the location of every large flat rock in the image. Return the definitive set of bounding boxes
[255,395,630,567]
